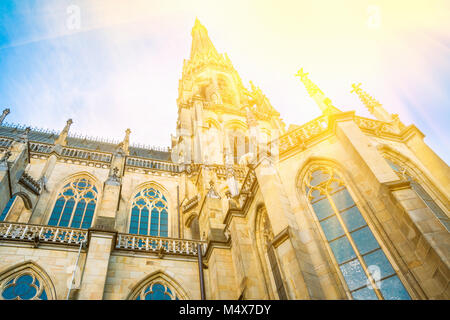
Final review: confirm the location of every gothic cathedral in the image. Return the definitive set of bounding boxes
[0,19,448,300]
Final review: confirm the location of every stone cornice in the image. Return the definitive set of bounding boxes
[382,179,411,191]
[271,226,291,249]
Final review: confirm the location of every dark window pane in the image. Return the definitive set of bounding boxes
[0,195,16,221]
[351,286,378,300]
[48,198,65,226]
[329,237,356,264]
[320,216,344,240]
[379,276,411,300]
[331,188,354,211]
[352,226,379,255]
[312,198,334,220]
[363,249,395,279]
[340,259,369,291]
[385,159,400,172]
[340,206,366,231]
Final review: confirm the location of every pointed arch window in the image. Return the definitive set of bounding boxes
[135,282,179,300]
[385,158,449,231]
[0,195,17,221]
[129,187,168,237]
[1,270,49,300]
[306,168,411,300]
[48,177,98,229]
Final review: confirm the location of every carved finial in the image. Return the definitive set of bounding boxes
[55,119,73,146]
[295,68,341,115]
[119,128,131,155]
[295,68,309,79]
[350,83,393,122]
[295,68,324,97]
[0,108,11,125]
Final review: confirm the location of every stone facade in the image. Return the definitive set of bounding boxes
[0,19,448,300]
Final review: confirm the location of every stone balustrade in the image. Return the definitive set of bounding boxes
[116,233,206,256]
[126,157,181,173]
[60,147,112,163]
[0,222,87,245]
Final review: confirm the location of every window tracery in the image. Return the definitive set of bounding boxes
[129,187,169,237]
[0,271,49,300]
[134,282,179,300]
[48,177,98,229]
[305,167,411,300]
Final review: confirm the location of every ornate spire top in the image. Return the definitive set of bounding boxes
[0,108,11,125]
[116,128,131,155]
[351,83,383,113]
[123,128,131,154]
[55,118,73,146]
[295,68,340,115]
[190,18,219,60]
[295,68,325,98]
[351,83,393,122]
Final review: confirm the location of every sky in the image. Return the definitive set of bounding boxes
[0,0,449,162]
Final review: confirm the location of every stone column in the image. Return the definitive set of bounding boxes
[253,157,323,299]
[200,182,239,299]
[402,126,450,198]
[77,230,115,300]
[332,112,400,184]
[332,112,449,299]
[228,217,267,299]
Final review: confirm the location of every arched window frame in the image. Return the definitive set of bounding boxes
[300,163,414,300]
[254,205,288,300]
[127,186,170,237]
[45,174,101,229]
[127,271,188,300]
[382,154,450,231]
[0,261,56,300]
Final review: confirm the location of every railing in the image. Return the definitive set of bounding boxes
[278,115,329,153]
[61,147,112,163]
[29,142,53,153]
[183,194,200,213]
[126,157,181,173]
[0,138,13,149]
[354,116,399,135]
[214,165,247,180]
[115,233,206,256]
[0,222,87,245]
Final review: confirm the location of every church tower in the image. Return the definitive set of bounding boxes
[173,19,285,167]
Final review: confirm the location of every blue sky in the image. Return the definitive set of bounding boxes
[0,0,449,163]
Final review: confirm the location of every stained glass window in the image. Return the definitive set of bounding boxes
[1,273,48,300]
[0,195,17,221]
[385,158,449,231]
[129,187,168,237]
[135,282,179,300]
[306,168,411,300]
[47,177,98,229]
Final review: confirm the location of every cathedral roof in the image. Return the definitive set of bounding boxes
[0,123,171,161]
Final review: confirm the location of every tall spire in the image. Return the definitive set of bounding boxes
[295,68,340,115]
[190,18,219,60]
[54,118,73,146]
[0,108,10,125]
[350,83,393,122]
